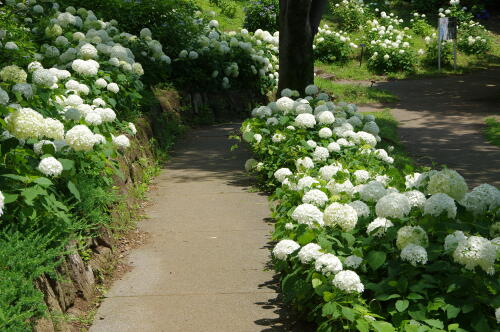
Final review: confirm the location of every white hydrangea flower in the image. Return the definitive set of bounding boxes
[72,59,99,76]
[460,184,500,215]
[296,157,314,170]
[295,113,316,128]
[332,270,364,293]
[274,168,292,183]
[128,122,137,135]
[295,103,313,114]
[312,146,329,162]
[400,244,428,266]
[78,43,98,59]
[318,127,332,138]
[93,134,106,144]
[85,111,102,125]
[37,157,63,177]
[344,255,363,269]
[5,108,44,139]
[404,190,426,208]
[43,118,65,140]
[253,133,262,143]
[367,217,394,237]
[327,142,341,153]
[327,179,355,196]
[318,111,335,125]
[319,165,341,180]
[107,82,119,93]
[363,121,380,135]
[292,203,324,227]
[396,226,428,250]
[285,222,294,230]
[359,180,386,202]
[323,202,358,231]
[298,243,323,264]
[306,140,317,148]
[297,176,319,191]
[273,239,300,260]
[453,236,496,275]
[302,189,329,207]
[32,69,58,87]
[348,200,370,218]
[427,169,468,200]
[354,170,370,183]
[34,140,56,155]
[112,135,130,149]
[305,84,319,95]
[65,125,96,151]
[315,253,343,274]
[405,172,423,189]
[95,78,108,88]
[376,193,411,219]
[444,230,467,252]
[275,97,295,113]
[423,193,457,219]
[280,88,293,97]
[0,87,9,105]
[495,308,499,324]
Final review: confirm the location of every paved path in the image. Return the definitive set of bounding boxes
[90,124,305,332]
[361,68,500,187]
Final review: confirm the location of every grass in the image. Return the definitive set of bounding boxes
[484,117,500,147]
[193,0,246,31]
[315,77,398,104]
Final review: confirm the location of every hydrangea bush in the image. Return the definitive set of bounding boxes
[241,85,500,331]
[0,0,174,328]
[314,25,358,64]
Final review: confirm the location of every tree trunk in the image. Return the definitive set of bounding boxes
[278,0,328,94]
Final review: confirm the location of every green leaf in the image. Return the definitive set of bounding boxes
[312,278,322,289]
[424,319,444,329]
[446,305,460,319]
[356,318,370,332]
[396,300,409,312]
[59,158,75,171]
[297,229,316,245]
[341,306,356,322]
[322,302,339,318]
[21,186,46,205]
[376,294,401,301]
[447,323,460,331]
[407,293,424,300]
[409,310,427,320]
[33,177,53,187]
[3,193,18,204]
[367,251,386,271]
[2,174,29,183]
[67,181,81,201]
[371,321,396,332]
[341,232,355,246]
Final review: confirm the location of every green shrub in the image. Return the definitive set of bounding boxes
[422,38,454,67]
[329,0,369,32]
[409,14,434,37]
[242,88,500,332]
[314,27,356,64]
[457,21,491,55]
[243,0,279,33]
[0,232,63,331]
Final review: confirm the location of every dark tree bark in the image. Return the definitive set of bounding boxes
[278,0,328,94]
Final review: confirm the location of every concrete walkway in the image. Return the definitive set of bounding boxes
[90,124,303,331]
[362,68,500,187]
